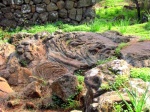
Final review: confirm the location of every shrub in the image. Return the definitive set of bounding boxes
[130,67,150,81]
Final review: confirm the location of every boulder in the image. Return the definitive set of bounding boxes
[0,44,15,70]
[8,67,32,86]
[65,1,74,10]
[21,81,41,98]
[98,91,130,112]
[21,4,31,14]
[85,59,131,87]
[33,0,42,4]
[59,8,68,18]
[43,0,50,4]
[0,19,16,28]
[39,12,49,22]
[47,2,58,11]
[48,11,58,22]
[69,8,76,20]
[25,102,36,109]
[36,4,46,13]
[7,100,23,108]
[0,77,14,99]
[14,0,24,5]
[77,0,94,7]
[51,74,78,102]
[57,0,65,9]
[121,41,150,67]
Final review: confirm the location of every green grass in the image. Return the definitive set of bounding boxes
[112,75,129,89]
[130,67,150,82]
[115,84,150,112]
[115,42,129,56]
[97,56,117,65]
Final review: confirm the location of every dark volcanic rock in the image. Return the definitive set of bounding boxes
[45,32,117,72]
[101,30,131,43]
[51,74,78,102]
[121,41,150,67]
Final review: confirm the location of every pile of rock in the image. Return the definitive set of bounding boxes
[0,0,96,28]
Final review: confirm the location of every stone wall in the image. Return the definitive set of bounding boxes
[0,0,96,28]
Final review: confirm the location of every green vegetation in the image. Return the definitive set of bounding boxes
[115,43,129,56]
[112,75,129,89]
[130,67,150,81]
[19,60,28,67]
[62,98,80,110]
[101,75,129,90]
[113,102,128,112]
[97,56,117,65]
[75,70,84,93]
[115,84,150,112]
[144,21,150,30]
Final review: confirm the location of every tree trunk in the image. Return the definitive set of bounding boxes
[134,0,141,20]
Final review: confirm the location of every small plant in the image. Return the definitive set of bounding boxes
[130,67,150,82]
[111,75,129,89]
[113,102,127,112]
[19,60,28,67]
[101,83,111,90]
[115,43,129,56]
[97,56,117,65]
[63,98,80,110]
[76,75,84,94]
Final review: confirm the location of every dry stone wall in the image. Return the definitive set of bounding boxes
[0,0,96,28]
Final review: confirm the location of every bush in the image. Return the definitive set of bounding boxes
[130,67,150,81]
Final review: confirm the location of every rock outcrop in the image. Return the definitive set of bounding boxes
[0,31,149,112]
[121,41,150,67]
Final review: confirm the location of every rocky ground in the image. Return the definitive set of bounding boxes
[0,31,150,112]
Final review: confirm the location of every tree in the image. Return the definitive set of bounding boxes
[131,0,150,20]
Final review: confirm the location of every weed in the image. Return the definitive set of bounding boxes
[115,84,150,112]
[101,83,111,90]
[130,67,150,82]
[19,60,28,67]
[115,43,129,56]
[97,56,117,65]
[62,98,80,110]
[113,102,128,112]
[76,75,84,93]
[111,75,129,89]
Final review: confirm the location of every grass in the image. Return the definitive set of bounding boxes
[115,84,150,112]
[115,42,129,56]
[97,56,117,65]
[112,75,129,89]
[130,67,150,82]
[101,75,129,90]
